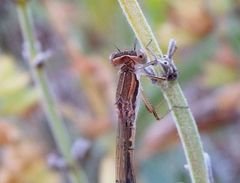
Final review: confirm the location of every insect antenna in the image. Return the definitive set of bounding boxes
[145,39,159,61]
[145,39,152,50]
[114,45,121,52]
[110,42,121,52]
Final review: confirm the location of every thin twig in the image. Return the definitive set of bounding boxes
[15,1,85,182]
[117,0,210,182]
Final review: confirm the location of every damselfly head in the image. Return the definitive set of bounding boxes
[135,49,147,64]
[110,49,147,66]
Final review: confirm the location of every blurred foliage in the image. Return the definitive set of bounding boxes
[0,121,59,183]
[0,0,240,183]
[0,55,38,116]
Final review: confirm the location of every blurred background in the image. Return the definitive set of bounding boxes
[0,0,240,183]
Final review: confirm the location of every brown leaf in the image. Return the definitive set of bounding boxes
[0,122,20,145]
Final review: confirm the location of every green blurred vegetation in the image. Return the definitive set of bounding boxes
[0,0,240,183]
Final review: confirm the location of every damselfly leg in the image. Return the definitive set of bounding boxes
[140,88,160,120]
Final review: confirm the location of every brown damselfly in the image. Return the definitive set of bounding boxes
[110,40,178,183]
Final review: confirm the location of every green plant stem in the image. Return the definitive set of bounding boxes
[117,0,209,183]
[16,1,83,183]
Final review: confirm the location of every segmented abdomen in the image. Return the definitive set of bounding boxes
[116,70,139,183]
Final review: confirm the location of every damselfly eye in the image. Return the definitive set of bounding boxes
[136,50,147,63]
[164,61,168,65]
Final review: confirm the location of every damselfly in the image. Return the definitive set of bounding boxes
[110,40,178,183]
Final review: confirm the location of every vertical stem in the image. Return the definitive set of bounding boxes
[117,0,209,183]
[16,1,83,183]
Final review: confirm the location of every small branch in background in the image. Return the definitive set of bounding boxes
[48,138,92,172]
[14,1,85,183]
[117,0,210,182]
